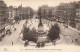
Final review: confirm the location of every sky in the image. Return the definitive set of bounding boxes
[3,0,80,10]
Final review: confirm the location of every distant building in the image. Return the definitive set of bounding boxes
[75,2,80,30]
[56,2,76,27]
[0,0,8,37]
[7,6,17,22]
[38,5,55,19]
[21,7,31,19]
[17,5,34,19]
[0,0,7,24]
[7,5,34,22]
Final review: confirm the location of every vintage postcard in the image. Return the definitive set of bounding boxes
[0,0,80,52]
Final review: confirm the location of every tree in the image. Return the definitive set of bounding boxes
[29,28,38,43]
[22,26,38,43]
[22,26,30,40]
[48,23,60,42]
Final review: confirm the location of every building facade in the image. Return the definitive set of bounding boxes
[21,7,33,19]
[0,0,7,24]
[7,6,17,22]
[75,1,80,30]
[56,2,76,27]
[7,5,34,22]
[37,5,56,20]
[0,0,8,38]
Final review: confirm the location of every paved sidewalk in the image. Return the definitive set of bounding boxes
[59,23,80,33]
[68,26,80,33]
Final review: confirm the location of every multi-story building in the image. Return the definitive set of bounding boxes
[0,0,7,24]
[56,2,76,27]
[7,5,34,22]
[75,1,80,30]
[8,6,17,22]
[17,5,34,19]
[0,0,8,38]
[21,7,33,19]
[37,5,55,20]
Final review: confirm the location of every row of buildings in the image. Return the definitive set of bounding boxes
[8,5,34,23]
[37,5,56,19]
[56,1,80,30]
[56,2,76,27]
[0,0,34,37]
[0,0,8,35]
[0,0,7,24]
[0,0,34,25]
[0,0,8,39]
[37,1,80,30]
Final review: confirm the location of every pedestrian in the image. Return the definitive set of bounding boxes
[72,40,73,43]
[13,25,14,28]
[52,40,56,46]
[12,42,13,46]
[14,28,16,31]
[75,39,78,43]
[36,42,40,48]
[41,42,45,47]
[24,40,29,47]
